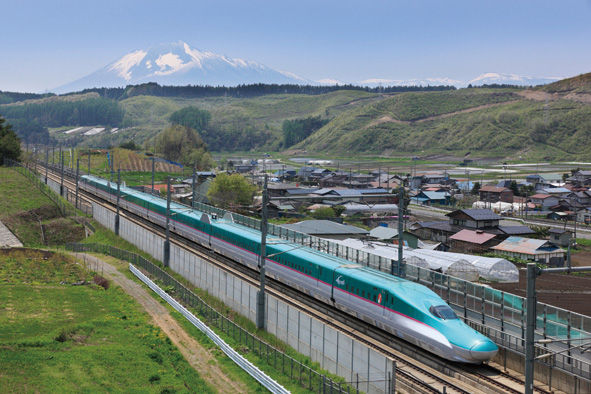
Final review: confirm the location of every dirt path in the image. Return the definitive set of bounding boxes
[75,253,249,394]
[517,90,591,105]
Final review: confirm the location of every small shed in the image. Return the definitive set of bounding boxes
[548,228,572,247]
[369,226,419,249]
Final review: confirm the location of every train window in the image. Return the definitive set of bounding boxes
[362,290,365,298]
[429,305,458,320]
[386,294,389,303]
[373,295,376,302]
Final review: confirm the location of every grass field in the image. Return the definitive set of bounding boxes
[0,167,85,247]
[0,248,215,393]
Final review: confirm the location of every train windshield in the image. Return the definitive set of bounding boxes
[429,305,458,320]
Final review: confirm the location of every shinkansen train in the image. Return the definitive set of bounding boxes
[80,175,498,363]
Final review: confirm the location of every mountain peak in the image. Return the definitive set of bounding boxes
[52,41,309,94]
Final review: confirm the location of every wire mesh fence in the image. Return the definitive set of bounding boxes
[65,242,372,394]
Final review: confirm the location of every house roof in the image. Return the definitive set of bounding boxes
[542,187,571,194]
[417,221,454,232]
[369,226,400,240]
[530,194,554,199]
[498,226,536,235]
[480,186,510,193]
[286,188,319,195]
[447,209,501,221]
[549,228,571,235]
[491,237,562,255]
[450,229,496,244]
[419,191,450,200]
[281,220,369,235]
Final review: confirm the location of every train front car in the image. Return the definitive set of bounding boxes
[391,280,498,363]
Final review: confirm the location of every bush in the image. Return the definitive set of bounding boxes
[93,275,110,290]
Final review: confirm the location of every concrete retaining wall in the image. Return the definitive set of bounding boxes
[92,202,393,393]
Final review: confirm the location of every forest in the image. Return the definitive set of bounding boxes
[67,82,457,101]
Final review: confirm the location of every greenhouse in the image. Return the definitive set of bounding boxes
[402,248,519,283]
[333,238,519,283]
[334,239,480,282]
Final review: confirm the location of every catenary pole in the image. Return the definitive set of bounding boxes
[524,263,537,394]
[256,175,269,330]
[396,187,404,276]
[45,148,49,184]
[75,158,80,210]
[115,168,121,236]
[60,146,64,197]
[191,166,197,209]
[164,176,171,267]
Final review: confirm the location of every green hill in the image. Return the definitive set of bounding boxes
[295,85,591,160]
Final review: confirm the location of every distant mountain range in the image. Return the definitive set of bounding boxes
[52,41,563,93]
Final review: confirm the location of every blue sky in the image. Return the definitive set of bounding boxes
[2,0,591,92]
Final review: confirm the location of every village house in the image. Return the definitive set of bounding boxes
[491,237,565,266]
[529,193,560,209]
[479,185,514,203]
[449,229,499,254]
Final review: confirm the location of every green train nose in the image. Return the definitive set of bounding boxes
[469,340,498,361]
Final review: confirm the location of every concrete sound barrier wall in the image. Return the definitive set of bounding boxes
[91,202,393,394]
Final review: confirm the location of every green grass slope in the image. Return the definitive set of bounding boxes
[538,71,591,94]
[0,249,214,393]
[297,88,591,160]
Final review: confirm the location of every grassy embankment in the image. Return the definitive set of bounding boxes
[0,167,85,246]
[0,248,215,393]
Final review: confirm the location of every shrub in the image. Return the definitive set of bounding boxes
[94,275,110,290]
[149,374,161,383]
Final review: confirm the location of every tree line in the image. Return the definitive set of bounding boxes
[65,82,458,101]
[1,98,123,127]
[0,90,55,104]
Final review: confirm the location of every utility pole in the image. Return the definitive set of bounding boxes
[256,175,269,330]
[395,187,404,276]
[75,158,80,210]
[110,150,114,182]
[164,176,171,267]
[88,148,91,175]
[191,166,197,209]
[115,168,121,236]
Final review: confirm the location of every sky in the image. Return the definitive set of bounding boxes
[2,0,591,93]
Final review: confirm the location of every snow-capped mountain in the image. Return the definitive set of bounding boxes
[52,41,311,93]
[357,77,463,87]
[465,72,560,87]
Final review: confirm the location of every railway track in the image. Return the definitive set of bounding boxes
[36,163,554,394]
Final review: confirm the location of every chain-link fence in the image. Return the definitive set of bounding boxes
[65,242,375,394]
